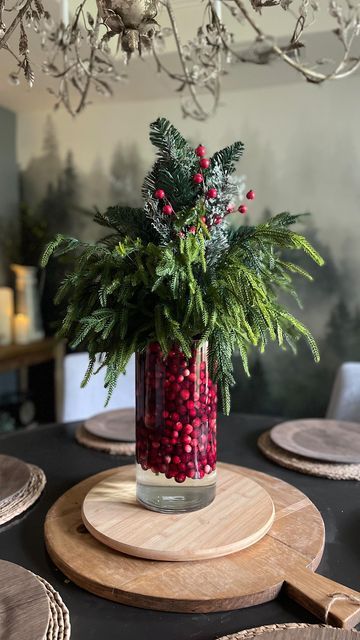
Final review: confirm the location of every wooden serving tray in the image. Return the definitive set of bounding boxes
[44,463,360,626]
[81,466,275,561]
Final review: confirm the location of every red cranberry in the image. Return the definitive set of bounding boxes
[175,474,186,483]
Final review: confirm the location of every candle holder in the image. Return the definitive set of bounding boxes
[11,265,44,342]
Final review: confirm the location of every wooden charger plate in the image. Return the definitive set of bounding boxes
[45,463,360,626]
[0,454,30,503]
[219,625,360,639]
[270,419,360,463]
[84,408,135,442]
[81,466,275,561]
[0,559,50,640]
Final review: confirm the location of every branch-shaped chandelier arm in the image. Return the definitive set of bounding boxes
[2,0,360,117]
[227,0,360,84]
[0,0,32,49]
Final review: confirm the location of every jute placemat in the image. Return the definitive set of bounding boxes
[217,623,360,639]
[258,431,360,481]
[75,424,135,456]
[0,464,46,525]
[35,575,71,640]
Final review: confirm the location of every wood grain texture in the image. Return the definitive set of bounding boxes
[0,454,30,502]
[0,560,50,640]
[45,463,325,614]
[84,408,135,442]
[81,467,275,561]
[220,625,360,639]
[270,420,360,463]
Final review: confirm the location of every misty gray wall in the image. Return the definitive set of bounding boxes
[0,106,18,398]
[0,105,18,285]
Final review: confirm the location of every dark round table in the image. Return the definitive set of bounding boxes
[0,413,359,640]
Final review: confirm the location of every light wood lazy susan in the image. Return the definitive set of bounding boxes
[81,465,275,561]
[44,463,360,626]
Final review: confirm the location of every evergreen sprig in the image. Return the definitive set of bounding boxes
[41,117,324,413]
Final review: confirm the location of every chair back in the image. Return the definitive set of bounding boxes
[62,352,135,422]
[326,362,360,422]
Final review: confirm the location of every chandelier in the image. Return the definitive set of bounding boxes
[1,0,360,119]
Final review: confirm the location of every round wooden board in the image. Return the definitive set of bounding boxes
[0,454,30,503]
[270,419,360,463]
[81,467,275,561]
[84,408,135,442]
[44,462,325,613]
[0,560,50,640]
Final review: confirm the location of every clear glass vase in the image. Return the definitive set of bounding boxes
[136,342,217,513]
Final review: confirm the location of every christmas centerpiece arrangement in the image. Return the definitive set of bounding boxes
[42,117,323,513]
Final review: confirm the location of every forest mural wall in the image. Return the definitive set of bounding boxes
[18,92,360,420]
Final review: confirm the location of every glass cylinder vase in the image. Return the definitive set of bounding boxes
[136,342,217,513]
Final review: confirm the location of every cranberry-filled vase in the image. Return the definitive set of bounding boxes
[136,342,217,513]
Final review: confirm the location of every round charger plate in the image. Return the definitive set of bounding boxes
[270,419,360,463]
[0,454,30,503]
[81,465,275,561]
[218,624,360,639]
[0,560,50,640]
[84,408,135,442]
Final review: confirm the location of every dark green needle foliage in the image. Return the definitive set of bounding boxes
[41,117,324,413]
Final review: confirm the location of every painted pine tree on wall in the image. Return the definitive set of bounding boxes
[41,117,324,413]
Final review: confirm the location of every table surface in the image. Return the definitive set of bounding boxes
[0,414,359,640]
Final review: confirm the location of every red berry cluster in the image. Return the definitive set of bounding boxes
[136,342,217,483]
[154,189,173,216]
[193,145,217,202]
[153,143,257,229]
[237,190,256,216]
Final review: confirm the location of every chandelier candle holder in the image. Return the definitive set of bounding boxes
[42,117,323,514]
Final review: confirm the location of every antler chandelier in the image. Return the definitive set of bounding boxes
[1,0,360,119]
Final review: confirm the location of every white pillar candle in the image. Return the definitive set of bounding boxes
[14,313,30,345]
[214,0,222,20]
[61,0,69,26]
[0,287,14,346]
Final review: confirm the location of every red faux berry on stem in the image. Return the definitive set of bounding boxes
[214,216,222,225]
[154,189,165,199]
[195,144,206,157]
[162,204,173,215]
[193,173,204,184]
[189,226,197,234]
[226,203,235,213]
[246,189,255,200]
[199,158,210,169]
[206,188,217,199]
[238,204,247,215]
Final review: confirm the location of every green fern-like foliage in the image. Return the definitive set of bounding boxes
[41,117,324,413]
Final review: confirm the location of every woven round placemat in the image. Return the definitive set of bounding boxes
[75,424,135,456]
[258,431,360,481]
[34,574,71,640]
[217,623,360,639]
[0,464,46,525]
